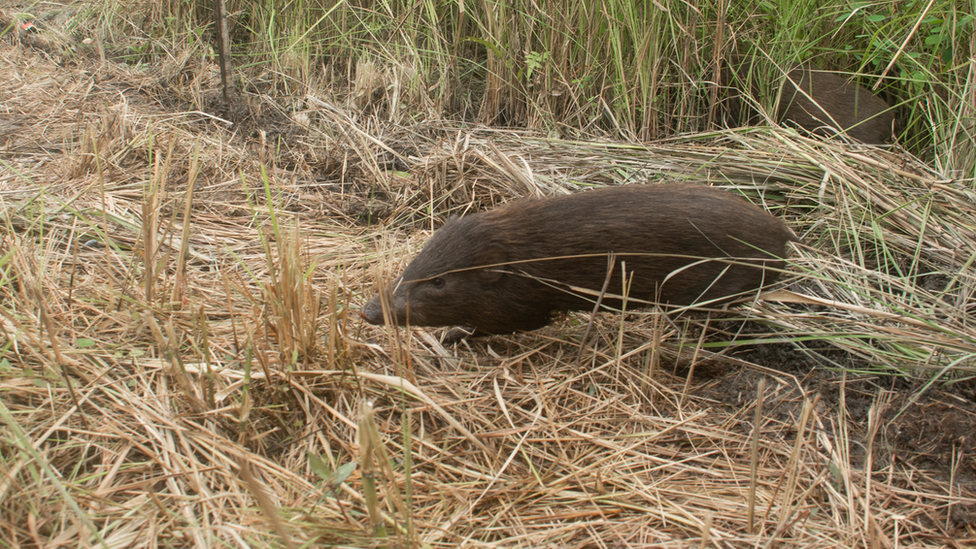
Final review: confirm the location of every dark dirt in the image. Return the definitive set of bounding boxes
[435,306,976,516]
[429,306,976,507]
[697,332,976,511]
[884,389,976,474]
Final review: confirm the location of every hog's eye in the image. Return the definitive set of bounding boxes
[431,277,445,288]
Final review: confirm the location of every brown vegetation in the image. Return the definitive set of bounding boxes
[0,15,974,549]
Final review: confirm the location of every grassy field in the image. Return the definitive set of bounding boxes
[1,0,975,547]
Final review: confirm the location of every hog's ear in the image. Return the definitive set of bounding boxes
[478,243,508,283]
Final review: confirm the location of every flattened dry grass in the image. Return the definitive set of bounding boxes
[1,32,974,549]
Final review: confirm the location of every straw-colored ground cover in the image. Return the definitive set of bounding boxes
[1,13,975,549]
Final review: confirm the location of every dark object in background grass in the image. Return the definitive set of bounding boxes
[362,184,796,335]
[722,59,896,145]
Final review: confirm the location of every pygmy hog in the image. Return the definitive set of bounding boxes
[361,184,795,335]
[723,61,895,145]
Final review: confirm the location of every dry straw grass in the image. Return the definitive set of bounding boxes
[1,26,975,549]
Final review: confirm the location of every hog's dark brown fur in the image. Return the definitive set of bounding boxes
[362,184,795,334]
[722,60,895,145]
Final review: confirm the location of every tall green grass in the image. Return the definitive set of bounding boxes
[83,0,976,175]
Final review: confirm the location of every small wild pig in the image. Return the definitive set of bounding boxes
[362,184,795,334]
[722,59,895,144]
